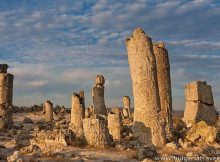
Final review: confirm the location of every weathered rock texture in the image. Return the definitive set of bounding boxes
[85,106,93,118]
[183,81,217,125]
[122,96,131,118]
[44,100,53,122]
[83,115,112,148]
[31,129,71,147]
[92,75,107,115]
[108,108,122,141]
[153,42,173,139]
[125,28,166,146]
[185,121,217,144]
[0,64,14,128]
[69,90,85,138]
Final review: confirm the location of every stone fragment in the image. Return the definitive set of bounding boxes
[166,142,178,149]
[125,28,166,146]
[7,151,24,162]
[183,81,217,125]
[108,108,122,141]
[19,144,41,154]
[122,96,131,118]
[23,117,33,124]
[15,133,31,147]
[69,91,85,139]
[83,115,112,148]
[185,81,213,105]
[184,102,217,126]
[31,129,72,147]
[153,42,173,139]
[44,100,53,122]
[186,121,217,144]
[92,75,107,115]
[0,64,14,129]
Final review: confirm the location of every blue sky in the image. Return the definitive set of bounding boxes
[0,0,219,110]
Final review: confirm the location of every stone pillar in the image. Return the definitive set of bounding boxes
[153,42,173,139]
[183,81,217,126]
[44,100,53,122]
[0,64,14,129]
[92,75,107,115]
[70,90,85,138]
[122,96,131,118]
[83,115,112,148]
[108,108,122,141]
[125,28,166,146]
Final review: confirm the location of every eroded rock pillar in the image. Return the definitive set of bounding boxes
[44,100,53,122]
[70,90,85,138]
[92,75,107,115]
[108,108,122,141]
[122,96,131,118]
[153,42,173,139]
[183,81,217,126]
[125,28,166,146]
[83,115,112,148]
[0,64,14,129]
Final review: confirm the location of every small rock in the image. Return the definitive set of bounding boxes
[23,117,33,124]
[166,142,178,149]
[51,152,65,158]
[19,145,41,154]
[186,121,217,144]
[136,146,157,161]
[141,158,154,162]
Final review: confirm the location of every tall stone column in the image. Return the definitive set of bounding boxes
[122,96,131,118]
[92,75,107,115]
[153,42,173,139]
[70,90,85,138]
[0,64,14,129]
[44,100,53,123]
[125,28,166,146]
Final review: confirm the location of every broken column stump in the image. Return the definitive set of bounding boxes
[83,115,112,148]
[0,64,14,129]
[183,81,217,126]
[69,90,85,139]
[92,75,107,115]
[108,108,122,141]
[44,100,53,123]
[125,28,166,147]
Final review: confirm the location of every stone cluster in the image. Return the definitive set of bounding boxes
[31,129,72,147]
[1,27,220,162]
